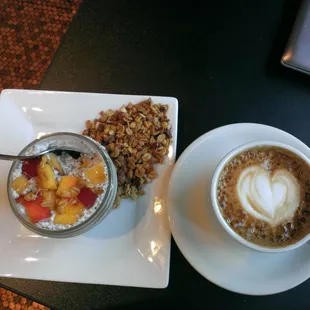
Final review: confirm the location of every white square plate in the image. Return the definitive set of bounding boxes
[0,89,178,288]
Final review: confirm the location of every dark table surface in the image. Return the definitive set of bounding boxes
[1,0,310,309]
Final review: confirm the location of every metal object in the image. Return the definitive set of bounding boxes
[281,0,310,75]
[0,148,80,161]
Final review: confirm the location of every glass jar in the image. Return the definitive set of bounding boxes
[7,132,117,238]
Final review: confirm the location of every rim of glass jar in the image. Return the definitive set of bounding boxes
[7,132,117,238]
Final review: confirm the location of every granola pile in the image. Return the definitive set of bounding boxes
[82,98,172,207]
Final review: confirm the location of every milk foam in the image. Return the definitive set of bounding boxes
[237,165,300,225]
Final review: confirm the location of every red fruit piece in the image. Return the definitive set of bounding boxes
[16,196,26,205]
[22,158,41,179]
[77,187,98,209]
[24,195,51,223]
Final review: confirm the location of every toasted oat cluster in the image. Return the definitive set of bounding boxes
[82,98,172,207]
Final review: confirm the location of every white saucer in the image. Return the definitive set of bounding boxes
[168,123,310,295]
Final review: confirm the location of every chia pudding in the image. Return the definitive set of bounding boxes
[10,144,109,231]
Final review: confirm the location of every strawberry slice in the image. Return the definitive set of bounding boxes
[77,187,98,209]
[23,196,51,223]
[22,158,41,179]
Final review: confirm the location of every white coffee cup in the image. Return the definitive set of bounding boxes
[211,140,310,253]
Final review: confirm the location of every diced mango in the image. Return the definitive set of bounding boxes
[56,176,78,197]
[54,201,83,225]
[66,203,84,216]
[84,162,106,185]
[54,213,79,225]
[12,175,28,194]
[37,156,57,190]
[42,190,57,209]
[47,153,64,174]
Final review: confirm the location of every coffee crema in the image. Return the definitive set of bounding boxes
[217,146,310,248]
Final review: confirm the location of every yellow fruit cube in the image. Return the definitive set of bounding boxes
[12,175,28,194]
[56,176,78,197]
[66,203,84,215]
[37,156,57,190]
[47,153,64,174]
[54,213,79,225]
[54,201,83,225]
[84,162,106,185]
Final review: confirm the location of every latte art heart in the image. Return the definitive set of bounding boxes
[237,166,300,225]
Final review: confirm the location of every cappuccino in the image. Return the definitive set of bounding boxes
[217,146,310,248]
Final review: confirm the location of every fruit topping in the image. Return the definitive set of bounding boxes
[77,187,98,209]
[37,156,57,190]
[22,158,40,179]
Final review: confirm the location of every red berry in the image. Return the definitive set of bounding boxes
[77,187,98,209]
[22,158,41,179]
[16,196,25,205]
